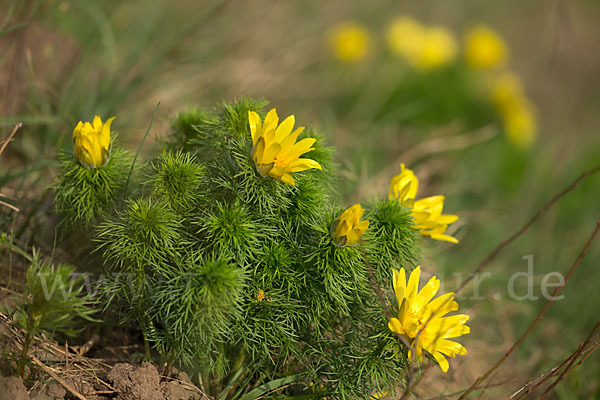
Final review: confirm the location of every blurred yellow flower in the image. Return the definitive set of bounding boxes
[249,108,322,186]
[418,27,458,70]
[388,266,469,373]
[72,115,115,169]
[327,22,370,63]
[386,17,456,70]
[389,165,459,243]
[412,196,459,244]
[332,204,369,246]
[489,71,523,109]
[489,72,538,148]
[503,100,537,149]
[389,163,418,202]
[386,17,425,63]
[463,24,508,69]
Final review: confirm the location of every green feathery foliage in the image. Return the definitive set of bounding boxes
[53,97,423,399]
[12,251,99,376]
[53,146,132,229]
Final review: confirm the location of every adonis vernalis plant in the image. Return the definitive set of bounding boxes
[53,98,467,399]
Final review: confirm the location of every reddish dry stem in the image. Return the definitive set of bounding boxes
[458,221,600,399]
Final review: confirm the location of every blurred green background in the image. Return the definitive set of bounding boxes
[1,0,599,398]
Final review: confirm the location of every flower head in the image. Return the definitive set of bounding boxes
[386,17,426,63]
[489,72,537,149]
[386,17,456,70]
[327,22,371,63]
[332,204,369,246]
[388,266,469,372]
[248,109,322,185]
[389,163,418,202]
[389,165,459,243]
[72,115,115,168]
[412,196,459,244]
[417,27,457,70]
[463,24,508,69]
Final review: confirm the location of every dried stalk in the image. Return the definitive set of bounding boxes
[457,221,600,399]
[456,165,600,294]
[0,123,22,155]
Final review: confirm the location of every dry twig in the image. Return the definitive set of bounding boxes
[0,123,22,155]
[456,165,600,294]
[457,221,600,399]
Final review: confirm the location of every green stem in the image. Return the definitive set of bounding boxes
[143,334,151,359]
[125,102,160,194]
[18,332,32,378]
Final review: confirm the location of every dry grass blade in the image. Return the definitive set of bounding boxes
[456,165,600,294]
[0,123,22,155]
[30,355,87,400]
[457,220,600,399]
[508,328,600,399]
[537,320,600,399]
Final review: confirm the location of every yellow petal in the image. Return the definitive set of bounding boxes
[432,351,450,373]
[279,126,305,152]
[280,173,295,186]
[262,143,281,164]
[414,276,440,311]
[287,158,322,172]
[92,115,103,132]
[334,220,351,238]
[262,108,279,135]
[101,116,115,151]
[248,111,262,144]
[429,233,459,244]
[274,115,295,143]
[345,229,362,245]
[252,137,266,163]
[388,318,405,335]
[436,214,459,225]
[405,266,421,300]
[72,121,83,140]
[284,137,316,160]
[424,292,458,319]
[392,268,406,304]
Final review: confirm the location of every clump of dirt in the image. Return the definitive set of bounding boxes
[162,372,204,400]
[30,382,66,400]
[0,376,30,400]
[108,362,164,400]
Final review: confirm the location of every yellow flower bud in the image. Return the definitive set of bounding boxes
[331,204,369,247]
[389,163,419,202]
[72,115,115,169]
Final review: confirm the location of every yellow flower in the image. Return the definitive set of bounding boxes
[327,22,370,63]
[503,101,537,149]
[412,196,459,244]
[388,163,418,202]
[332,204,369,246]
[388,266,469,372]
[463,24,508,69]
[386,17,456,70]
[255,289,265,302]
[248,108,322,186]
[417,27,457,70]
[389,165,459,243]
[489,71,523,109]
[386,17,426,63]
[489,72,538,148]
[72,115,115,168]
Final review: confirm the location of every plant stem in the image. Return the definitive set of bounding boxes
[18,332,32,378]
